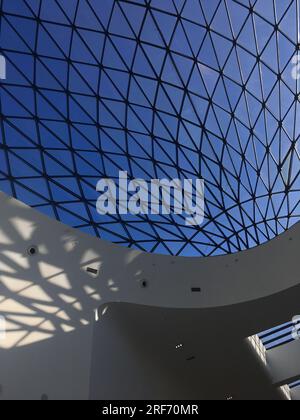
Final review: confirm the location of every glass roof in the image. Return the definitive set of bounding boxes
[1,0,300,256]
[259,321,295,350]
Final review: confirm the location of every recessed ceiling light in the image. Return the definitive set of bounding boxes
[27,246,38,256]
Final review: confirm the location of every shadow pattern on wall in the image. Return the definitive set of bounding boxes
[0,193,148,349]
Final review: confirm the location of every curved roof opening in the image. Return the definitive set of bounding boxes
[0,0,300,256]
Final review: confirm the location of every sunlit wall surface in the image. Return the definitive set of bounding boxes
[0,0,300,256]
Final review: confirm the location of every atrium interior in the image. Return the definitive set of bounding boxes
[1,0,300,401]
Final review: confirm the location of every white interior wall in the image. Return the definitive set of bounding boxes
[0,193,299,399]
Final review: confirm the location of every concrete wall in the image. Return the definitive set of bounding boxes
[0,193,299,314]
[0,324,93,400]
[0,192,299,399]
[291,387,300,400]
[89,303,285,401]
[267,340,300,386]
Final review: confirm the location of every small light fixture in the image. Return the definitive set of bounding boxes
[27,246,38,256]
[176,344,183,350]
[140,279,148,289]
[86,267,98,275]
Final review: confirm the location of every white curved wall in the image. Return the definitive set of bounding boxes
[0,192,299,399]
[0,192,299,314]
